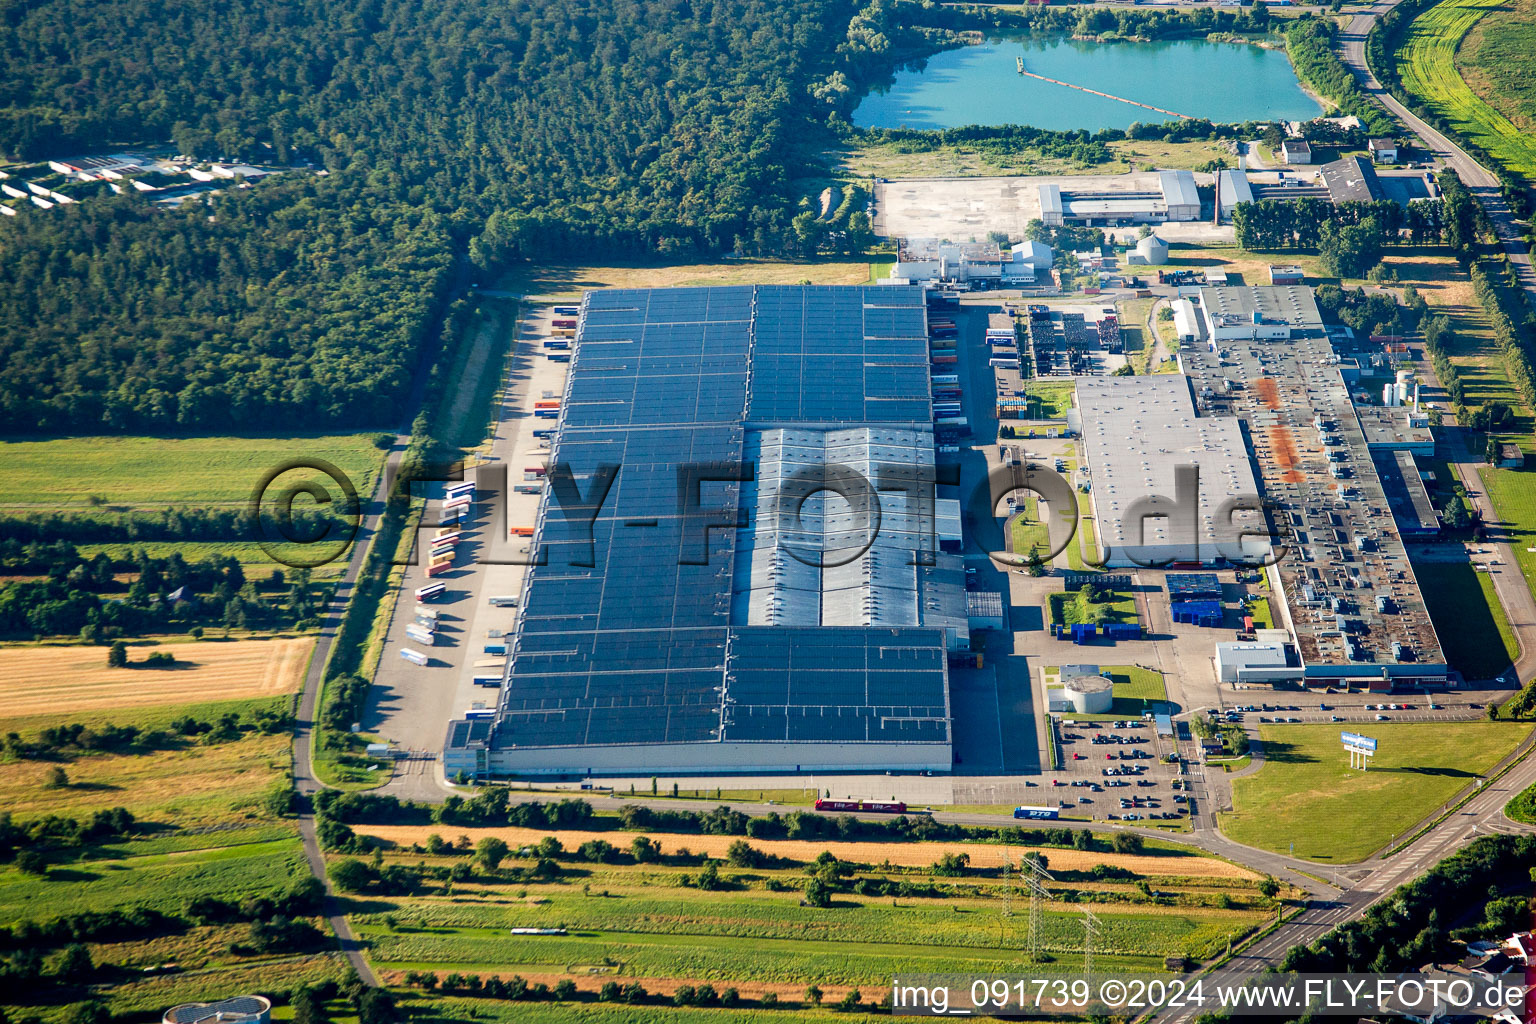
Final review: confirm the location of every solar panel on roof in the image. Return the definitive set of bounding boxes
[491,286,951,755]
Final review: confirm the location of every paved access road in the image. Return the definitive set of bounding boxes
[1338,2,1536,301]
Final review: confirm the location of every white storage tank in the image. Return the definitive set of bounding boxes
[1062,674,1115,714]
[1136,234,1170,266]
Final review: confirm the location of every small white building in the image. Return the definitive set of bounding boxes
[1005,240,1054,281]
[1280,139,1312,165]
[1368,138,1399,164]
[1171,298,1203,343]
[1215,643,1304,685]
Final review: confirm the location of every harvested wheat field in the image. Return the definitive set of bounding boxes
[0,637,313,716]
[356,824,1256,880]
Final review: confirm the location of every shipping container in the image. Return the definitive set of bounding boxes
[931,374,960,386]
[534,400,561,410]
[542,339,570,350]
[484,642,508,656]
[523,466,547,478]
[426,561,451,577]
[533,428,556,439]
[534,409,560,419]
[552,305,580,316]
[548,353,571,363]
[415,583,447,602]
[488,595,520,607]
[508,527,534,537]
[437,508,465,526]
[514,484,542,494]
[472,674,502,688]
[433,527,461,541]
[399,647,429,666]
[463,709,495,720]
[444,494,471,510]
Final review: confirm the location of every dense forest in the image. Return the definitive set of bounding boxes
[0,0,853,433]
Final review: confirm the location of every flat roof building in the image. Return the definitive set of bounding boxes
[445,286,961,778]
[1038,170,1201,226]
[1198,285,1325,341]
[1077,376,1269,568]
[1178,290,1448,686]
[1215,642,1304,684]
[1320,155,1385,204]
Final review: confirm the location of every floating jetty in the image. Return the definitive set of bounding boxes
[1016,57,1191,119]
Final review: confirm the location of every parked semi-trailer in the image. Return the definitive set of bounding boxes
[489,595,520,607]
[471,674,503,688]
[534,400,560,409]
[533,428,556,438]
[1014,805,1060,820]
[426,561,451,577]
[399,648,429,666]
[552,305,580,316]
[548,353,571,363]
[514,484,542,494]
[463,708,495,720]
[484,642,507,656]
[414,604,440,624]
[404,624,435,646]
[813,799,907,814]
[445,481,475,499]
[534,409,559,419]
[415,583,446,601]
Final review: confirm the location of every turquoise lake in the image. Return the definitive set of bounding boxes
[852,38,1325,132]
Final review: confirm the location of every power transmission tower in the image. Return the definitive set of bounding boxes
[1002,854,1013,918]
[1081,907,1101,981]
[1022,856,1056,964]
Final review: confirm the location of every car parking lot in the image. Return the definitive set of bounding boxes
[1051,718,1190,823]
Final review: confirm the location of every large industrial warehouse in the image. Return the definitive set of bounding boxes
[444,286,964,778]
[1077,375,1270,568]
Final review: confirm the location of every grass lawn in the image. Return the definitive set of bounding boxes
[1053,664,1168,720]
[1022,382,1076,419]
[1412,559,1519,680]
[1478,465,1536,604]
[496,257,878,298]
[1047,589,1137,627]
[1220,721,1532,862]
[1397,0,1536,178]
[0,433,388,510]
[1010,494,1050,558]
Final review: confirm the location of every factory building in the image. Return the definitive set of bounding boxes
[1197,285,1325,342]
[1039,170,1201,226]
[1178,288,1448,688]
[1076,376,1270,568]
[445,286,962,778]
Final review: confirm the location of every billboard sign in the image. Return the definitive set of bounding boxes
[1341,731,1378,753]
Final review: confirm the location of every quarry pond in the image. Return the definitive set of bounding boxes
[853,37,1325,133]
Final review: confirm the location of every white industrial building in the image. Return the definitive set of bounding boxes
[1215,642,1304,684]
[1216,168,1254,220]
[1077,376,1270,567]
[1039,170,1201,226]
[1171,298,1203,343]
[1197,285,1325,342]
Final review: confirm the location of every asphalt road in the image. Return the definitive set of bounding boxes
[289,436,401,987]
[1339,1,1536,301]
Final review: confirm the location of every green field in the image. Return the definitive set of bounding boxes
[1394,0,1536,178]
[0,690,328,1023]
[1412,560,1520,680]
[0,432,388,509]
[1478,465,1536,604]
[352,828,1270,1000]
[1221,721,1531,862]
[1457,0,1536,134]
[1010,494,1051,558]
